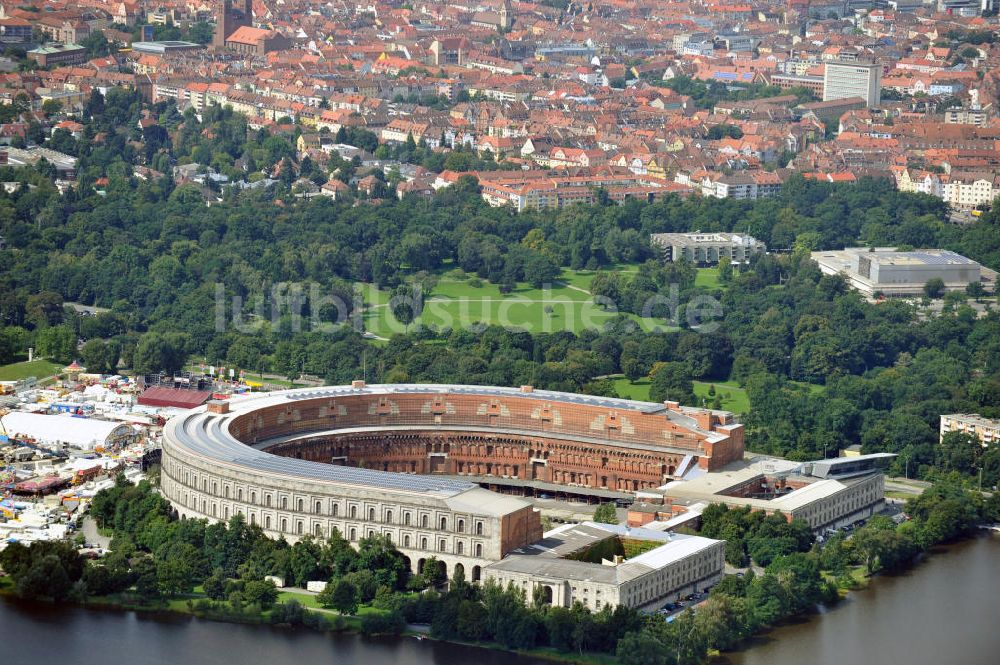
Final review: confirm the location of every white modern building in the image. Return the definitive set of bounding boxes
[810,247,994,297]
[823,60,882,108]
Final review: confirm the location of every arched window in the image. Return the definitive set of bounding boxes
[439,539,446,552]
[457,519,465,533]
[296,498,303,512]
[404,535,411,548]
[281,497,288,510]
[238,488,243,501]
[314,524,322,536]
[421,515,428,528]
[475,543,483,557]
[420,537,428,550]
[315,501,322,514]
[440,517,448,531]
[404,512,411,525]
[350,506,357,519]
[385,510,393,523]
[349,527,357,540]
[224,486,229,498]
[280,518,287,532]
[250,491,256,504]
[457,541,464,554]
[265,515,272,529]
[476,522,484,535]
[265,495,272,507]
[297,521,303,535]
[369,508,376,521]
[332,503,339,517]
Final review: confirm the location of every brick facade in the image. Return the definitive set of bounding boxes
[231,390,744,492]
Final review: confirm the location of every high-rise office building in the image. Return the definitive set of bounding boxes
[823,60,882,108]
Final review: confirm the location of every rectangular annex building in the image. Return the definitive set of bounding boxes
[484,521,724,612]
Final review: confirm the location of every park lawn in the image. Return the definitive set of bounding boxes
[0,359,63,381]
[365,296,626,337]
[277,590,325,609]
[358,282,392,308]
[612,377,750,413]
[693,380,749,413]
[790,380,826,395]
[612,377,652,402]
[430,277,593,302]
[694,268,722,289]
[359,266,686,337]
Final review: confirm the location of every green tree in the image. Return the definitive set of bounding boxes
[133,332,188,374]
[923,277,945,299]
[318,579,358,614]
[35,325,77,363]
[243,579,279,610]
[648,362,696,404]
[593,503,618,524]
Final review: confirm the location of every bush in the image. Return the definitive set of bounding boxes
[270,599,305,625]
[360,609,406,635]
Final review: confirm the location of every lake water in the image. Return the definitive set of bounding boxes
[718,533,1000,665]
[2,534,998,665]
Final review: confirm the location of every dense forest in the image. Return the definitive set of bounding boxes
[1,92,1000,487]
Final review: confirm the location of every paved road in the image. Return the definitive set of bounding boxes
[81,516,111,548]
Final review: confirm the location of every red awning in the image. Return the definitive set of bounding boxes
[137,387,213,409]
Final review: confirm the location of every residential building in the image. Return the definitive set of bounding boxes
[940,414,999,446]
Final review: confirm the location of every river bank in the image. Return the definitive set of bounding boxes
[0,576,610,665]
[3,534,998,665]
[714,532,1000,665]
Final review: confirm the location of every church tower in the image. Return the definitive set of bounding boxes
[213,0,253,50]
[499,0,513,31]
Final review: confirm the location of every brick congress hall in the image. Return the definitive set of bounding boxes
[237,382,744,493]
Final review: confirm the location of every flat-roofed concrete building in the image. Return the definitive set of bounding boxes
[132,41,204,55]
[651,232,765,266]
[940,414,999,446]
[27,44,87,67]
[632,454,892,534]
[823,60,882,108]
[484,522,724,611]
[811,247,995,297]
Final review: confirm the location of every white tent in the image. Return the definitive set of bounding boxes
[0,412,132,451]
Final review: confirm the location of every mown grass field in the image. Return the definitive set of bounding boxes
[612,376,750,413]
[612,377,823,413]
[360,267,680,337]
[0,359,63,382]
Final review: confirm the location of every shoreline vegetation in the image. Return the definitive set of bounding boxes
[2,476,998,664]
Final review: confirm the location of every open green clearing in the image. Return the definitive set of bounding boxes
[0,359,63,382]
[612,376,822,413]
[693,380,750,413]
[360,267,688,337]
[694,267,722,289]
